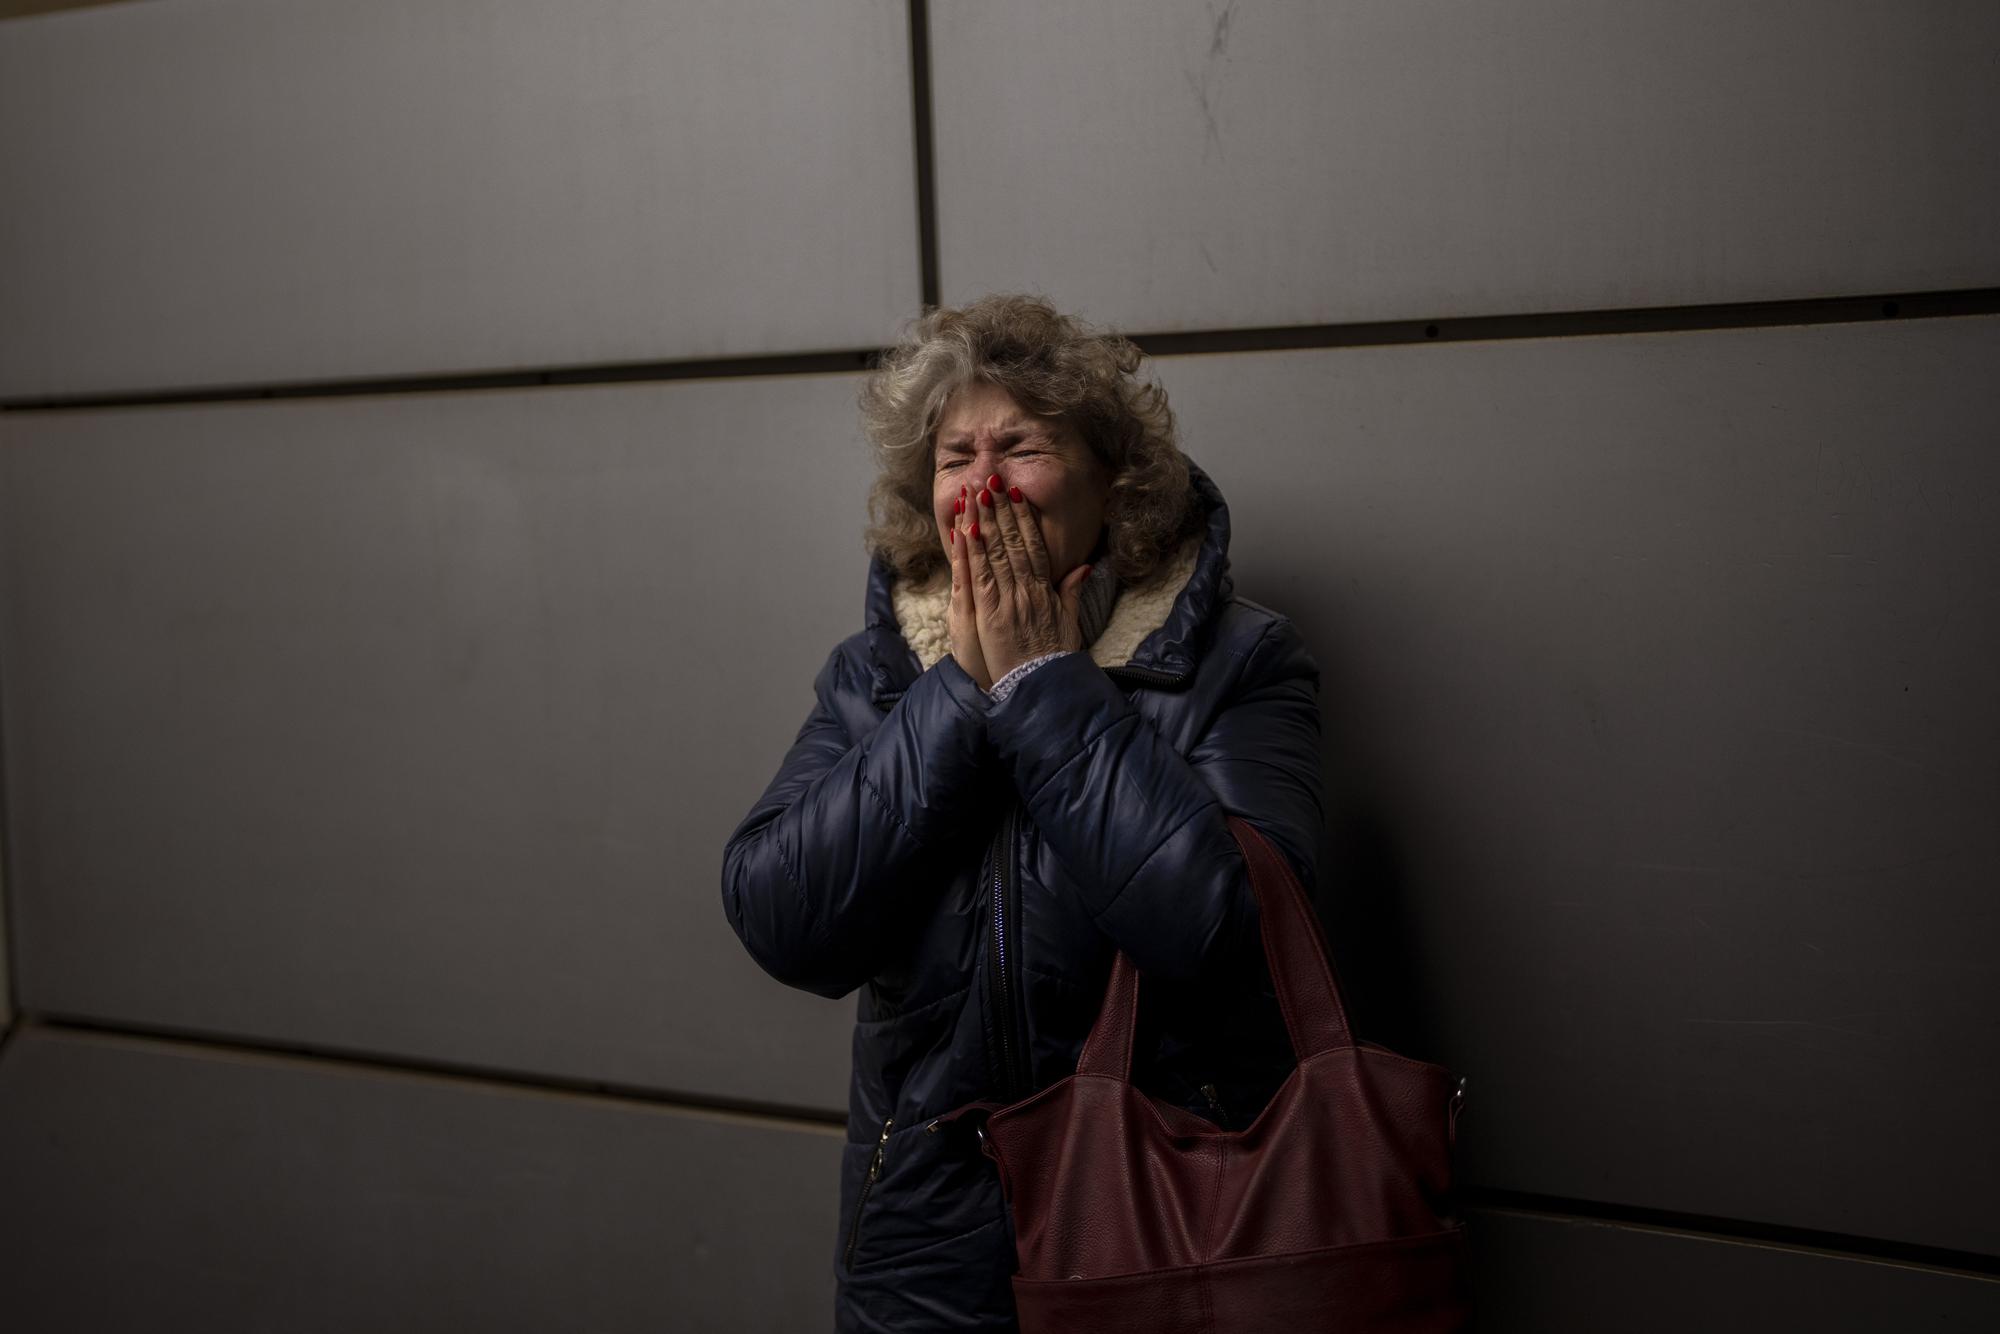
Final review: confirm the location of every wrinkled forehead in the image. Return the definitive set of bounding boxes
[934,386,1073,454]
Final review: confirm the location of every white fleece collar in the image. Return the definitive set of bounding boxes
[890,534,1204,673]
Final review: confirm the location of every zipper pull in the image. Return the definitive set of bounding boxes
[867,1115,894,1176]
[844,1115,896,1272]
[1200,1082,1230,1125]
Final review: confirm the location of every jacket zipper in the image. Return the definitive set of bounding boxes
[843,1115,894,1270]
[874,666,1188,1106]
[987,801,1029,1102]
[1103,663,1190,688]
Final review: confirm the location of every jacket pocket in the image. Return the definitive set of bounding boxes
[841,1111,1007,1274]
[842,1116,894,1272]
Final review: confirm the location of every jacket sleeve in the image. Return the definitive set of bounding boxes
[982,616,1325,983]
[720,643,997,999]
[987,649,1071,703]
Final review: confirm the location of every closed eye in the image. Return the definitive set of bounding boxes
[939,448,1041,470]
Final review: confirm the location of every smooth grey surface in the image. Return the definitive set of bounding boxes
[1,812,10,1028]
[0,1027,844,1333]
[931,0,2000,332]
[1147,315,2000,1257]
[0,860,10,1029]
[0,0,919,401]
[1,685,8,1030]
[0,1,143,20]
[1462,1207,2000,1331]
[0,372,878,1116]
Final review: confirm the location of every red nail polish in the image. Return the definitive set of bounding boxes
[954,497,962,514]
[987,473,1002,491]
[1008,486,1022,503]
[980,490,994,508]
[970,520,980,539]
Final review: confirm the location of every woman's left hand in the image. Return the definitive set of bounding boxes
[956,473,1094,683]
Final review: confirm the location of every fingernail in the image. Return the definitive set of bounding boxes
[954,497,962,514]
[987,473,1002,491]
[970,520,980,539]
[1007,486,1022,503]
[979,490,993,509]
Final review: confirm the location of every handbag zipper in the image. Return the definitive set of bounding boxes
[986,801,1029,1102]
[842,1115,894,1270]
[1200,1082,1231,1125]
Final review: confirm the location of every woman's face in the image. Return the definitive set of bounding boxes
[932,381,1110,584]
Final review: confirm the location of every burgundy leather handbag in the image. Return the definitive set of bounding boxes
[934,814,1472,1332]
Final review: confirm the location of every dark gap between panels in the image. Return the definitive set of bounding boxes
[2,287,1993,414]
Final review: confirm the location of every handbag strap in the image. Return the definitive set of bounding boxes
[1075,814,1353,1079]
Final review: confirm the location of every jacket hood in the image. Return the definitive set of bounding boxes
[860,457,1236,708]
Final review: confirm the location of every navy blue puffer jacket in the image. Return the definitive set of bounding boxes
[722,459,1324,1332]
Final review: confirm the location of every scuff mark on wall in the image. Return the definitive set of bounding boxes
[1183,0,1237,162]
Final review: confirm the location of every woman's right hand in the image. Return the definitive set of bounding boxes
[947,486,992,690]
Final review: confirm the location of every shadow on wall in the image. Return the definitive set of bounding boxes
[0,1,141,23]
[1304,607,1447,1064]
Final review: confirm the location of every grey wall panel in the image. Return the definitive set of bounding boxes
[0,1,137,21]
[0,372,884,1117]
[1145,314,2000,1255]
[1,815,10,1028]
[1462,1208,2000,1331]
[0,0,919,400]
[0,1028,842,1332]
[931,1,2000,332]
[0,863,10,1029]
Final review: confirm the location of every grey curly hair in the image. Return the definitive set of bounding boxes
[856,293,1205,589]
